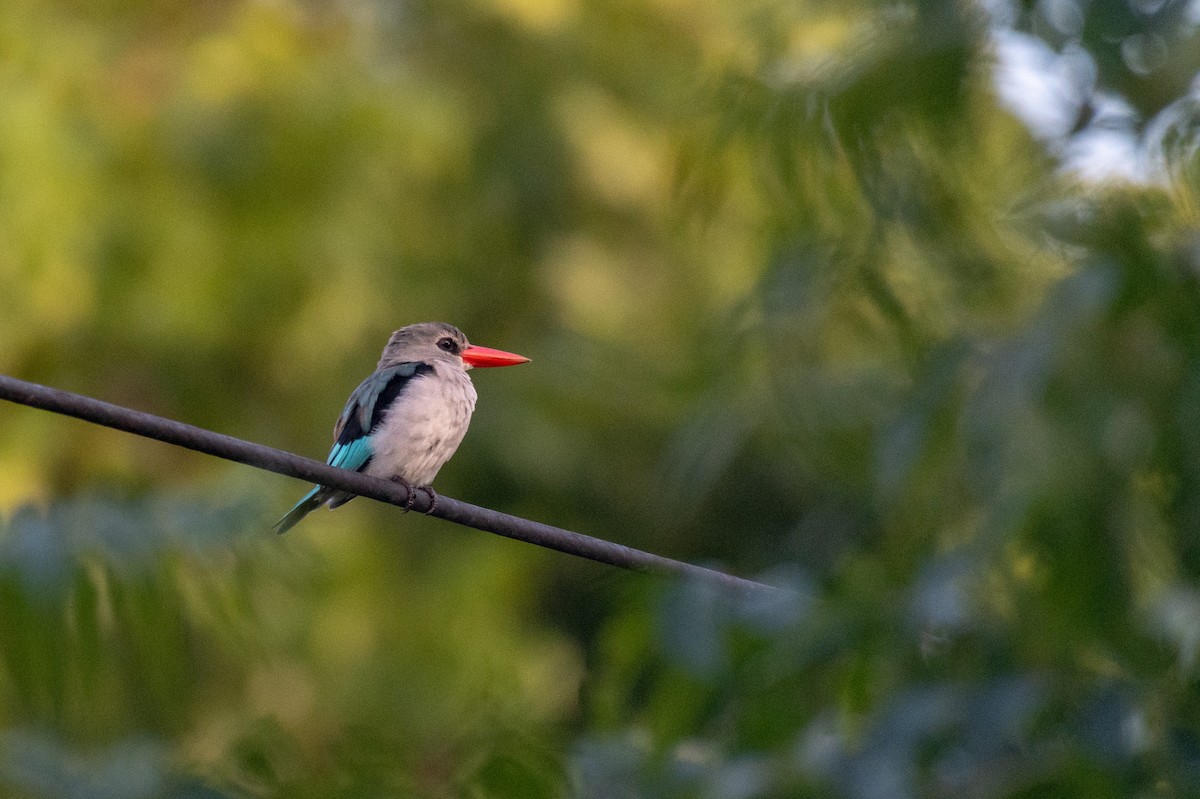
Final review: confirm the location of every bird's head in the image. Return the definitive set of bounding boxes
[378,322,530,371]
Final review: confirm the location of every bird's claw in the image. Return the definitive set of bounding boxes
[419,485,438,516]
[389,475,416,512]
[389,476,437,514]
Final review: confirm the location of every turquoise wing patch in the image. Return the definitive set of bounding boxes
[327,435,374,472]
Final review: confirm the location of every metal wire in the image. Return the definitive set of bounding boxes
[0,374,780,595]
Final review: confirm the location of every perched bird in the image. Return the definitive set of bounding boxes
[275,322,529,533]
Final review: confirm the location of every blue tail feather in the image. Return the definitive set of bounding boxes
[274,486,324,534]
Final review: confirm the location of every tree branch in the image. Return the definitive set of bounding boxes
[0,374,780,595]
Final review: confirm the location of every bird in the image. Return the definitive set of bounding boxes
[275,322,529,533]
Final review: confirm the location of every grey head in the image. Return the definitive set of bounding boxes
[376,322,471,369]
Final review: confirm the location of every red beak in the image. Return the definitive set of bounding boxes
[461,344,531,368]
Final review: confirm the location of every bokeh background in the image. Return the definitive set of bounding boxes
[2,0,1200,796]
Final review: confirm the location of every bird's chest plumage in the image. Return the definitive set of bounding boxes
[364,366,478,485]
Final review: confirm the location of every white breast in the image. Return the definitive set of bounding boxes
[363,364,478,486]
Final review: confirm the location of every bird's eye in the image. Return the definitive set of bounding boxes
[437,337,457,353]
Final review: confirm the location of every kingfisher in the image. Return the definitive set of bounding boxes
[275,322,529,533]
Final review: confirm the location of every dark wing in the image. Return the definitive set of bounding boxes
[325,361,434,472]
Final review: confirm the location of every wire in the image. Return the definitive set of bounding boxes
[0,374,781,595]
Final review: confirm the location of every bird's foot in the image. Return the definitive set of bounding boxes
[389,475,416,512]
[418,485,438,516]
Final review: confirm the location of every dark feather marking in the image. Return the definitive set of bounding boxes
[335,362,434,447]
[371,364,431,430]
[337,414,366,448]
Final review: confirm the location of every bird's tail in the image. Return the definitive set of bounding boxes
[274,487,325,534]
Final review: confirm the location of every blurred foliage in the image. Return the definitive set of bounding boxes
[1,0,1199,796]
